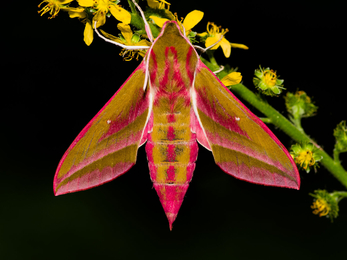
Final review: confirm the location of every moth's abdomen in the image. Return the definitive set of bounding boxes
[145,98,198,229]
[146,123,197,184]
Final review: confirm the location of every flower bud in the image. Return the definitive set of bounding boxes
[333,121,347,153]
[285,91,317,120]
[310,189,339,222]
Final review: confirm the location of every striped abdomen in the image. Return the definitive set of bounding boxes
[145,92,198,228]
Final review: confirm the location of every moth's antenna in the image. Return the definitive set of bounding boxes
[131,0,154,42]
[194,35,224,54]
[94,22,150,50]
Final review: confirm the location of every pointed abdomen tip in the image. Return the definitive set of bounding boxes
[166,212,177,231]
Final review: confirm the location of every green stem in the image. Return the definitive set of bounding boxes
[231,83,347,189]
[128,0,160,39]
[259,117,272,124]
[333,148,341,165]
[200,56,214,70]
[127,0,137,13]
[206,51,219,69]
[201,54,228,78]
[292,117,304,133]
[128,0,144,31]
[332,191,347,203]
[333,191,347,198]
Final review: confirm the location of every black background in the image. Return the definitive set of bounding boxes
[2,0,347,259]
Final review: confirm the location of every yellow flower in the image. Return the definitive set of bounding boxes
[199,22,248,58]
[100,23,151,60]
[67,7,94,45]
[221,72,242,86]
[150,10,203,35]
[253,66,284,96]
[115,23,151,47]
[295,150,315,170]
[311,198,330,217]
[68,0,131,46]
[77,0,131,28]
[38,0,74,19]
[290,142,321,173]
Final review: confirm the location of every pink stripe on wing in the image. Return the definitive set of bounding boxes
[56,162,134,195]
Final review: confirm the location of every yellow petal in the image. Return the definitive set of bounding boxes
[220,38,231,58]
[110,6,131,24]
[84,21,93,46]
[68,8,86,18]
[147,0,159,8]
[117,23,133,43]
[197,32,207,37]
[60,0,74,4]
[137,39,152,46]
[100,29,124,44]
[230,43,249,50]
[221,72,242,86]
[149,16,169,27]
[76,0,94,7]
[93,11,106,28]
[205,35,220,50]
[182,10,204,31]
[67,7,85,12]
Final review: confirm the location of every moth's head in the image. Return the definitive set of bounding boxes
[161,20,186,38]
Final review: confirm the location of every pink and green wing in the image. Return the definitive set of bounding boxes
[192,61,300,189]
[54,62,150,196]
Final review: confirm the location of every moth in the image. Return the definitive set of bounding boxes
[54,6,300,230]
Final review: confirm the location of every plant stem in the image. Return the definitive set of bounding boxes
[259,117,272,124]
[231,83,347,189]
[333,191,347,198]
[333,148,341,165]
[207,51,219,68]
[292,117,304,133]
[127,0,137,13]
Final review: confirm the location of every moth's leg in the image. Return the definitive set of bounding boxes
[131,0,153,42]
[194,45,205,52]
[94,21,150,50]
[213,65,224,74]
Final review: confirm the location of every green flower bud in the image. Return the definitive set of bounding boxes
[334,121,347,153]
[285,91,317,120]
[131,34,141,44]
[310,190,339,222]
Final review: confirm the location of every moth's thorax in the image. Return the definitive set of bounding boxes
[148,22,198,92]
